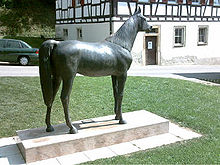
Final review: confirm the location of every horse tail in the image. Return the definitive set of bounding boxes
[39,40,58,107]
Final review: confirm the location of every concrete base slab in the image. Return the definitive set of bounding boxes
[16,110,169,163]
[0,157,10,165]
[0,137,16,147]
[169,122,202,140]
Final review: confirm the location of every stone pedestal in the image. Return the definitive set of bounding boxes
[16,110,169,163]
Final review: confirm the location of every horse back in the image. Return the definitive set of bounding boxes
[52,40,132,77]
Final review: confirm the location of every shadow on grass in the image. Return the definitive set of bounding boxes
[175,72,220,84]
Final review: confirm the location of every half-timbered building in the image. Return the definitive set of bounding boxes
[55,0,220,65]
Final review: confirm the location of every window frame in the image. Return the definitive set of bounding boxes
[173,26,186,47]
[198,25,208,46]
[77,28,83,40]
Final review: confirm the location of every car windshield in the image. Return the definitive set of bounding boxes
[20,41,31,48]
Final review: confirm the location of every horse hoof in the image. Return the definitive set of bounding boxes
[69,128,78,134]
[119,119,127,124]
[115,115,120,120]
[46,125,54,132]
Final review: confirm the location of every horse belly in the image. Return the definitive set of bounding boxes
[77,53,118,77]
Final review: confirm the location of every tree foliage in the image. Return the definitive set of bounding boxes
[0,0,55,36]
[0,0,54,8]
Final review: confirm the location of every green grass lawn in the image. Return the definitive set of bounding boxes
[0,76,219,164]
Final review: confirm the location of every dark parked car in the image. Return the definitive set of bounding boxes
[0,39,39,65]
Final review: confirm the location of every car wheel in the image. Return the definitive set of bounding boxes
[19,56,29,66]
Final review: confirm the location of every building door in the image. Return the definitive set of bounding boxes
[145,36,157,65]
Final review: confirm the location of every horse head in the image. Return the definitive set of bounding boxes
[134,7,152,32]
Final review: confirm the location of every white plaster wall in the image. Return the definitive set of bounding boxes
[160,22,220,64]
[55,22,110,42]
[113,21,220,65]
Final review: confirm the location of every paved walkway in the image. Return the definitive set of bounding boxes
[128,64,220,77]
[1,63,220,80]
[128,65,220,85]
[0,63,39,77]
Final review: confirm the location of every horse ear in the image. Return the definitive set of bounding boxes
[134,6,141,15]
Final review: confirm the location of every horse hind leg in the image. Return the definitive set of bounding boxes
[46,76,61,132]
[60,76,78,134]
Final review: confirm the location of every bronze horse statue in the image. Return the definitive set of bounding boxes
[39,7,152,134]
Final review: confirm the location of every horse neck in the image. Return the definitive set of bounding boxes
[105,16,138,52]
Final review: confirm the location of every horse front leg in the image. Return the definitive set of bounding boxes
[115,73,127,124]
[46,106,54,132]
[111,75,118,119]
[61,76,78,134]
[46,76,61,132]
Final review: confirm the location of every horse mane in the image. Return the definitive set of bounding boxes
[105,14,138,52]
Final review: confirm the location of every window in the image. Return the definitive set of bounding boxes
[192,0,200,4]
[198,26,208,45]
[7,41,21,48]
[75,0,81,6]
[174,27,185,47]
[214,0,220,5]
[0,40,5,48]
[168,0,177,2]
[139,0,150,2]
[63,29,68,40]
[77,28,82,40]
